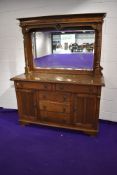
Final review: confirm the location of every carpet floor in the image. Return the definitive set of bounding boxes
[0,108,117,175]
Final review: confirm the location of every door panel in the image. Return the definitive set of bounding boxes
[16,89,37,121]
[74,94,97,128]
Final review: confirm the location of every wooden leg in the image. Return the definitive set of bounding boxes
[84,131,98,136]
[19,120,27,126]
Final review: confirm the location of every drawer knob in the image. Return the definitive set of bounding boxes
[43,106,47,110]
[16,83,23,88]
[63,96,67,101]
[43,95,46,99]
[74,108,77,112]
[44,84,48,89]
[63,108,66,113]
[34,102,36,107]
[59,86,64,90]
[16,82,20,87]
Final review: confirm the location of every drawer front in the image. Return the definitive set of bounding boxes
[39,91,71,102]
[56,84,98,94]
[40,111,70,124]
[15,81,52,90]
[39,101,70,113]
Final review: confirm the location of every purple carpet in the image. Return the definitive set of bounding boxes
[34,53,94,69]
[0,108,117,175]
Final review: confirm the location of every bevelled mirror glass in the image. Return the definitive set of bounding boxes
[31,29,95,70]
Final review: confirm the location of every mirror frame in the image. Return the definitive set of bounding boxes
[18,13,106,76]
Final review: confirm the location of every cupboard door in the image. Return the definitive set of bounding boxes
[16,89,37,121]
[74,94,98,129]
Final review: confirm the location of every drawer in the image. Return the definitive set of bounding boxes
[40,111,70,124]
[39,91,71,102]
[56,84,98,94]
[15,81,52,90]
[39,101,70,113]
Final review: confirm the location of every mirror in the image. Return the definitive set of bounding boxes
[31,29,95,70]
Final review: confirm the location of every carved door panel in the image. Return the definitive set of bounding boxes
[73,94,97,129]
[16,89,38,121]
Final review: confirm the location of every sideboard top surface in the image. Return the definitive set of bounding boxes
[11,73,105,86]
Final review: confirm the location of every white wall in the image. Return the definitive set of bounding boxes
[35,32,51,58]
[0,0,117,122]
